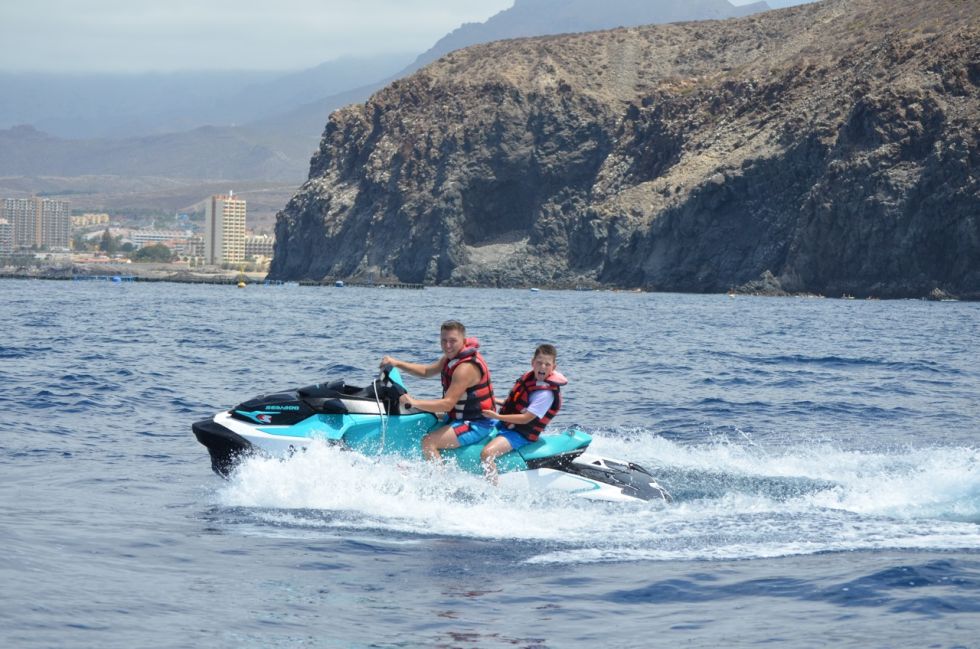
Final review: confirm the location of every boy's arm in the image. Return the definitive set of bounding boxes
[483,390,553,424]
[484,410,536,425]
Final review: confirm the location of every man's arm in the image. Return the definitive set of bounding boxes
[381,354,444,378]
[401,362,479,414]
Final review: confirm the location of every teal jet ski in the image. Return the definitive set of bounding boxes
[192,366,671,502]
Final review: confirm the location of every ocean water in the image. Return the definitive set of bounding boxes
[1,279,978,648]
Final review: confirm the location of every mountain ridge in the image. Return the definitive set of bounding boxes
[401,0,772,75]
[0,54,414,139]
[0,1,789,183]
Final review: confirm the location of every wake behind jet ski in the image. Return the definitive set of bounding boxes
[192,367,671,503]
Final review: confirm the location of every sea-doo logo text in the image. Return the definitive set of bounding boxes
[267,405,300,411]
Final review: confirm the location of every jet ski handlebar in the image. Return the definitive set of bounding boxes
[379,363,408,397]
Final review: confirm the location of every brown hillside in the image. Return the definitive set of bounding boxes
[271,0,979,298]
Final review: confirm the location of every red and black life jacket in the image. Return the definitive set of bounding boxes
[500,369,567,441]
[440,338,495,421]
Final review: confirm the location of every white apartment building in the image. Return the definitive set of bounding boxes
[204,192,246,265]
[1,197,71,250]
[245,233,275,258]
[0,217,12,254]
[131,229,195,249]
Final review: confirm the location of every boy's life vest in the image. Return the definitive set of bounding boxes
[440,337,495,420]
[499,369,567,441]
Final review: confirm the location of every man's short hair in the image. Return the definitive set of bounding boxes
[441,320,466,335]
[534,343,557,360]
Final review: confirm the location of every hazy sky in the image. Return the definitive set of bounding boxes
[0,1,515,73]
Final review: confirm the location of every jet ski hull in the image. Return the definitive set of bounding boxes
[191,417,254,476]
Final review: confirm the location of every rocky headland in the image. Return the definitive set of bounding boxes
[269,0,980,299]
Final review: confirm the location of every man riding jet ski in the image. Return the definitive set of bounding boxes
[192,366,671,503]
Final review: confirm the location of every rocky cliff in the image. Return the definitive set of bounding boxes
[270,0,980,299]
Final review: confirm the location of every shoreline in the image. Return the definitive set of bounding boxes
[0,267,970,300]
[0,266,425,289]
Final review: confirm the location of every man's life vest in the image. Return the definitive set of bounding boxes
[440,337,495,420]
[499,369,567,441]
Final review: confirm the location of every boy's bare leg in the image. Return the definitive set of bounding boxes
[480,436,513,485]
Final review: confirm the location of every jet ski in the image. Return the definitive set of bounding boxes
[192,366,671,503]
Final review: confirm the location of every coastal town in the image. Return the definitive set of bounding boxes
[0,191,275,282]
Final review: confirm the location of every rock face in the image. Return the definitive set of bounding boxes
[270,0,980,299]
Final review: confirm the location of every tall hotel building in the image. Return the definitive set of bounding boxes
[0,217,12,254]
[0,197,71,250]
[204,192,246,265]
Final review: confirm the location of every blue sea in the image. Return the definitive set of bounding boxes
[1,279,978,648]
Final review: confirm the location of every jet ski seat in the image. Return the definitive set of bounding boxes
[299,380,365,399]
[298,379,401,403]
